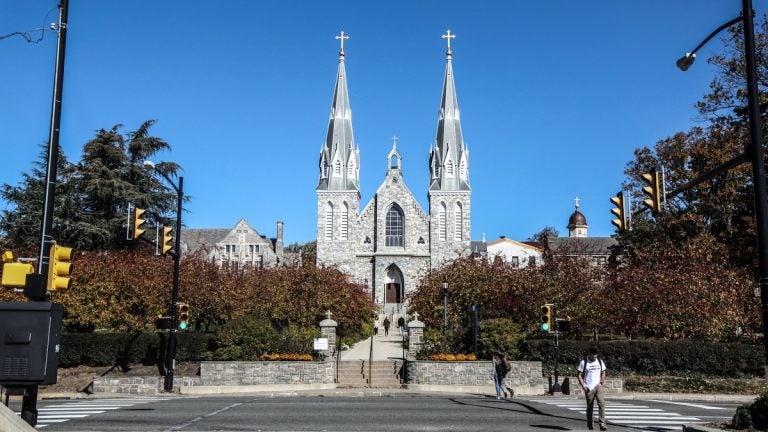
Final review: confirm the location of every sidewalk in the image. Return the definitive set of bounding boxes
[340,332,407,361]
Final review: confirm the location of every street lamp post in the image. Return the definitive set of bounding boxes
[442,282,448,339]
[679,0,768,378]
[144,161,184,392]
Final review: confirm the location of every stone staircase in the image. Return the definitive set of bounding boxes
[336,360,404,388]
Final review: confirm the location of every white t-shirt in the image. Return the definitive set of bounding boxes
[577,358,605,390]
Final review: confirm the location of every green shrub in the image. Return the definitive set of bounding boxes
[59,332,213,367]
[732,405,753,430]
[748,392,768,430]
[207,313,279,360]
[520,339,764,376]
[476,318,523,360]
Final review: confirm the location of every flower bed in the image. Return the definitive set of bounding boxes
[259,353,312,361]
[428,353,477,361]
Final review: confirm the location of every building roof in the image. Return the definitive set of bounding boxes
[548,237,616,256]
[487,236,542,252]
[180,229,230,254]
[567,209,588,227]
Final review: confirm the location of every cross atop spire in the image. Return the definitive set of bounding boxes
[574,196,580,209]
[392,135,399,148]
[325,310,333,320]
[336,31,350,57]
[442,29,456,58]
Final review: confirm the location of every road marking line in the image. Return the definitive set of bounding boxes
[648,400,727,410]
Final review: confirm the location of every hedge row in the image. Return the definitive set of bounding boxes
[59,333,214,368]
[520,339,765,377]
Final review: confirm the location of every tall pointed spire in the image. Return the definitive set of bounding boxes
[317,31,360,192]
[430,29,470,191]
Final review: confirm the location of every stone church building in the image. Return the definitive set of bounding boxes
[316,32,472,311]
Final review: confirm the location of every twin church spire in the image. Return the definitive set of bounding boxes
[316,30,469,193]
[317,31,360,193]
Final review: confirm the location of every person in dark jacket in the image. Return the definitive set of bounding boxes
[383,317,391,336]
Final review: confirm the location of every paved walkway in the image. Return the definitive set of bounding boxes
[340,332,407,361]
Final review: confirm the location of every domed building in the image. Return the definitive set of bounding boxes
[567,198,589,238]
[549,198,616,266]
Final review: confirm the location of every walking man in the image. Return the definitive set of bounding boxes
[383,317,390,336]
[577,347,607,431]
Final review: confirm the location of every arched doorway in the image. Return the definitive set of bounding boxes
[384,265,404,305]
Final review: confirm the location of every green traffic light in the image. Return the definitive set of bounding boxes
[179,322,188,330]
[541,323,549,331]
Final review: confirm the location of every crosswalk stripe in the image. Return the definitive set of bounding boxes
[648,400,727,410]
[14,397,164,427]
[527,398,702,430]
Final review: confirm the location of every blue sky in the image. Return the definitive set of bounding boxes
[2,1,763,245]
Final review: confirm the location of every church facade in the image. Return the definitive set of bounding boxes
[316,33,472,310]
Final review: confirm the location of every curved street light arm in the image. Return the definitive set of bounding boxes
[678,15,743,71]
[689,15,742,57]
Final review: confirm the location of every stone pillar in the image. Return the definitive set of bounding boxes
[407,312,425,359]
[319,310,337,358]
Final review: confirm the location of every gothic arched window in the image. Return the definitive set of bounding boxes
[324,202,334,240]
[341,202,349,240]
[334,160,341,175]
[454,202,463,241]
[385,205,404,247]
[438,202,447,241]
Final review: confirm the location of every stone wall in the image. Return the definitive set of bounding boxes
[199,361,335,386]
[92,361,335,395]
[405,360,547,395]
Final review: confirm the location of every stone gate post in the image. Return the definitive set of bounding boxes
[407,312,425,359]
[319,310,337,358]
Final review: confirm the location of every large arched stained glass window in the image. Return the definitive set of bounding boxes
[385,205,404,247]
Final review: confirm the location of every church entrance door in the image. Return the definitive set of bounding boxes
[385,283,401,304]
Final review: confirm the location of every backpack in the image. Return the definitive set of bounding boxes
[500,358,511,378]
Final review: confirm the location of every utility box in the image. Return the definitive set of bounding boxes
[0,302,64,385]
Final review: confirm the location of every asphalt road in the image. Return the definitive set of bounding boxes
[8,394,742,431]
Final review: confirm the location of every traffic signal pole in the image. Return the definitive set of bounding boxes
[164,176,183,392]
[18,0,70,426]
[740,0,768,380]
[37,0,68,286]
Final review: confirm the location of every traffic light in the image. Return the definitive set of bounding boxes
[177,302,190,330]
[133,207,147,239]
[162,225,174,255]
[641,169,662,214]
[609,192,627,231]
[1,251,34,288]
[541,304,554,332]
[47,244,73,291]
